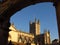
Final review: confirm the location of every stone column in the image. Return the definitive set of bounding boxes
[0,17,10,45]
[53,1,60,43]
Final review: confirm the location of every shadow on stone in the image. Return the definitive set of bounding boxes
[8,40,14,45]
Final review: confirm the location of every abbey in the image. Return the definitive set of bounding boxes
[8,19,51,45]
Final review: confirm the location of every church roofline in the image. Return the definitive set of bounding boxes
[10,23,34,35]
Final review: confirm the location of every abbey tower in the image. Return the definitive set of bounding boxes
[29,18,40,36]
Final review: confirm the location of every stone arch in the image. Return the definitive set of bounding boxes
[0,0,56,17]
[0,0,60,45]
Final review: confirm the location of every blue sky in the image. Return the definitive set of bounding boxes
[10,2,59,41]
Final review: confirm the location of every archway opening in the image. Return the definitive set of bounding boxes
[9,2,59,44]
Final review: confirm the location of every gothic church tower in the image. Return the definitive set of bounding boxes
[44,30,51,44]
[29,18,40,36]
